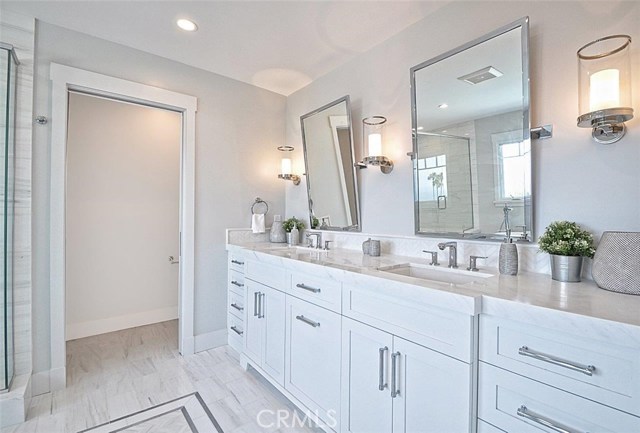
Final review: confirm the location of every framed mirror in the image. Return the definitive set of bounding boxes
[410,17,532,242]
[301,96,360,231]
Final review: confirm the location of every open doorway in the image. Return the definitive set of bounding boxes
[65,92,181,341]
[49,64,197,390]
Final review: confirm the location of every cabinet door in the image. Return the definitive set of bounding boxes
[244,280,263,365]
[392,337,471,433]
[341,317,394,433]
[262,285,286,386]
[286,296,342,428]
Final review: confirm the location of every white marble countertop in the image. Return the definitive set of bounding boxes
[227,242,640,330]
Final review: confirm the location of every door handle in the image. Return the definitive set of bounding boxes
[231,280,244,288]
[391,351,400,398]
[258,293,265,318]
[168,255,179,264]
[295,283,321,293]
[517,405,583,433]
[378,346,388,391]
[230,303,244,312]
[518,346,596,376]
[253,292,259,317]
[230,326,244,336]
[295,315,320,328]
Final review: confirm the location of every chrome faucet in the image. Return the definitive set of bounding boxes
[437,241,458,268]
[306,233,322,249]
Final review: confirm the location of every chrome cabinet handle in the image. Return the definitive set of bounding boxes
[230,326,244,336]
[378,347,388,391]
[168,255,179,264]
[258,293,265,318]
[295,283,321,293]
[391,351,400,398]
[253,292,259,317]
[517,405,584,433]
[231,259,244,265]
[230,303,244,312]
[295,315,320,328]
[518,346,596,376]
[231,280,244,287]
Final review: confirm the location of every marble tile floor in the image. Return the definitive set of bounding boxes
[1,321,320,433]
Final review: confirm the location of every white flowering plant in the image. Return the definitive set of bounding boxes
[538,221,595,258]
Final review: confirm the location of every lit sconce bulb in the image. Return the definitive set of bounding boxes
[368,133,382,157]
[589,69,620,112]
[281,157,292,175]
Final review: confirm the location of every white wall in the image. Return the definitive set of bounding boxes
[65,93,181,340]
[285,1,640,239]
[32,22,286,376]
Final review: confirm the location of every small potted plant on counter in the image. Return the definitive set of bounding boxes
[283,216,305,246]
[538,221,595,282]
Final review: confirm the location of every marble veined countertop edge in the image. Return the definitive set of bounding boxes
[226,242,640,330]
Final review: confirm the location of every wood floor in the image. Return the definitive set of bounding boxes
[2,321,319,433]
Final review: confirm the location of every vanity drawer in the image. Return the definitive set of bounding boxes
[228,269,245,295]
[245,259,287,290]
[478,362,640,433]
[480,314,640,415]
[228,290,245,319]
[289,272,342,313]
[229,253,246,273]
[343,285,473,362]
[477,420,505,433]
[228,313,244,353]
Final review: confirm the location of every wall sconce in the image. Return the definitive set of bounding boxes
[277,145,300,185]
[356,116,394,173]
[577,35,633,144]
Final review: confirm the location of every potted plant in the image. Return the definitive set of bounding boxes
[538,221,595,282]
[283,216,305,246]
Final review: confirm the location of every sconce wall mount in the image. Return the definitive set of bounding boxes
[357,116,394,174]
[577,35,634,144]
[277,145,301,186]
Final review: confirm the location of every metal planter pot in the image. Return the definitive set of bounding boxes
[550,254,584,282]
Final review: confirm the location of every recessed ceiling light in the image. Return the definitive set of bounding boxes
[438,103,448,109]
[177,18,198,32]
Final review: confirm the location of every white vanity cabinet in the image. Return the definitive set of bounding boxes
[227,252,246,352]
[478,311,640,432]
[285,295,342,428]
[341,317,472,433]
[243,260,287,386]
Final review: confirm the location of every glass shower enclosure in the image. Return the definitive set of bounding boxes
[0,43,17,393]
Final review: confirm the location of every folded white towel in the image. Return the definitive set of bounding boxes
[252,214,265,234]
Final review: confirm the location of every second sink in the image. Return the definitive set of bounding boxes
[378,263,493,285]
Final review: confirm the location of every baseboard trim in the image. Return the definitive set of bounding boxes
[31,370,50,396]
[49,367,66,392]
[0,373,31,428]
[194,329,227,353]
[66,306,178,340]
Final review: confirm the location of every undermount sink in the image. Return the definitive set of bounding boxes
[378,263,493,285]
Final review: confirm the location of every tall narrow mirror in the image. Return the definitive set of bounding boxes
[411,17,532,241]
[301,96,360,231]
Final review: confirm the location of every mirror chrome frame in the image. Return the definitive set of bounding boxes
[300,95,361,232]
[409,16,532,242]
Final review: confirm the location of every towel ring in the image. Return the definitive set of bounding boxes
[251,197,269,215]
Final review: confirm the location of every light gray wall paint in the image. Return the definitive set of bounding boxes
[32,22,286,373]
[285,1,640,239]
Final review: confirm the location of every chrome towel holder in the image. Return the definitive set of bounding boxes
[251,197,269,215]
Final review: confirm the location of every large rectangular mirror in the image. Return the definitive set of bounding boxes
[410,17,532,241]
[301,96,360,231]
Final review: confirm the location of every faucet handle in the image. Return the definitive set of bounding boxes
[324,240,333,250]
[422,250,440,266]
[467,255,487,272]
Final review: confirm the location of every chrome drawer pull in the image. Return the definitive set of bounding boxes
[295,315,320,328]
[517,405,584,433]
[391,351,400,398]
[378,347,388,391]
[258,293,265,319]
[295,283,321,293]
[231,259,244,265]
[518,346,596,376]
[230,303,244,311]
[231,280,244,287]
[253,292,259,317]
[230,326,244,336]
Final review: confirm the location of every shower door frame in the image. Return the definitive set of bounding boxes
[49,63,197,391]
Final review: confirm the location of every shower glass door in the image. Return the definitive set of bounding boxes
[1,44,16,392]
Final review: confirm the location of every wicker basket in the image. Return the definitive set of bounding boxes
[592,231,640,295]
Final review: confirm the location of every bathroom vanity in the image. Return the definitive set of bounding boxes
[226,238,640,433]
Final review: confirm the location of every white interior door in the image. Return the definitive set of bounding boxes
[65,92,181,340]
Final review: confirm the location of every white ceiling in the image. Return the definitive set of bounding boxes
[3,1,447,95]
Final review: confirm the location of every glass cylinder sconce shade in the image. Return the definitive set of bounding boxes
[357,116,393,173]
[277,145,300,185]
[577,35,633,144]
